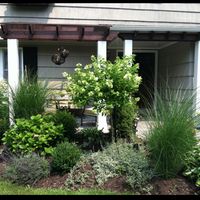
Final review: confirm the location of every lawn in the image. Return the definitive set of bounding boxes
[0,180,132,195]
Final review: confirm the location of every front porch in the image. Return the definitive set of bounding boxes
[1,23,200,132]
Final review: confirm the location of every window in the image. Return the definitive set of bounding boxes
[0,48,23,81]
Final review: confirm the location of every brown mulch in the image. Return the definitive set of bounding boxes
[35,174,68,189]
[150,176,200,195]
[0,156,199,195]
[102,176,130,193]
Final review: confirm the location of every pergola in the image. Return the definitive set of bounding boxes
[0,23,120,132]
[0,23,118,41]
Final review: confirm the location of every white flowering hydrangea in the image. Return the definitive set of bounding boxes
[63,55,141,114]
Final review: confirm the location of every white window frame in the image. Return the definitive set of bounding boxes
[0,47,23,81]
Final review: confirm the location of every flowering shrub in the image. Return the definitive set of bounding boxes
[0,80,9,118]
[0,80,9,141]
[63,55,141,114]
[63,55,141,138]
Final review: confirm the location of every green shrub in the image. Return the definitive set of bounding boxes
[146,87,197,178]
[2,114,64,156]
[183,144,200,187]
[12,78,49,119]
[51,141,81,174]
[78,127,109,151]
[3,154,50,186]
[65,141,153,192]
[45,111,77,141]
[114,102,138,140]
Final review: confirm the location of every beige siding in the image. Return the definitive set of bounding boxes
[1,3,200,32]
[37,44,96,90]
[158,42,194,91]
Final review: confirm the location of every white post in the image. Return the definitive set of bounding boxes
[97,41,109,133]
[0,49,3,80]
[7,39,19,125]
[123,39,133,56]
[194,41,200,113]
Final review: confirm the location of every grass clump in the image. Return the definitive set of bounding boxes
[12,78,49,119]
[146,87,197,178]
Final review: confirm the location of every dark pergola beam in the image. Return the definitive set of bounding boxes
[1,25,7,36]
[133,31,137,39]
[56,25,59,38]
[0,23,117,42]
[118,33,133,40]
[28,25,33,39]
[181,32,186,40]
[149,31,155,40]
[165,31,170,40]
[79,27,84,40]
[119,31,199,42]
[103,28,110,40]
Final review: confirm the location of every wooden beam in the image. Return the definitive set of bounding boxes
[132,31,137,39]
[56,25,59,38]
[181,32,186,40]
[79,27,84,40]
[118,33,133,40]
[28,25,33,39]
[165,31,170,40]
[1,25,7,36]
[149,31,155,40]
[103,28,110,40]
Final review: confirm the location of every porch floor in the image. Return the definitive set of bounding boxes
[76,116,200,141]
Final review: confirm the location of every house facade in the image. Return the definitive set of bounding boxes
[0,3,200,131]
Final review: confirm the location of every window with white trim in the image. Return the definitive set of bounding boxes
[0,48,23,81]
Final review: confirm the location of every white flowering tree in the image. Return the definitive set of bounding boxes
[63,55,141,139]
[0,80,9,137]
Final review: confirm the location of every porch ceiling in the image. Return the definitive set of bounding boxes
[0,23,118,42]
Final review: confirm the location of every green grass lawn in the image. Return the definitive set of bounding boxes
[0,180,133,195]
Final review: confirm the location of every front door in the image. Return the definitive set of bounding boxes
[135,52,155,109]
[117,51,156,109]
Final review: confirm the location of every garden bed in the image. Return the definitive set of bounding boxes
[0,158,198,195]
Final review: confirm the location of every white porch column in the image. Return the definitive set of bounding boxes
[0,49,3,80]
[194,41,200,113]
[7,39,20,125]
[97,41,109,133]
[123,39,133,56]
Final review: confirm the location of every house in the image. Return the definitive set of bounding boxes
[0,3,200,132]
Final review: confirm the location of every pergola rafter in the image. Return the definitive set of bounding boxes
[0,23,118,42]
[118,31,200,42]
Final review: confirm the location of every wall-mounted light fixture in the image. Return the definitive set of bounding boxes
[51,47,69,65]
